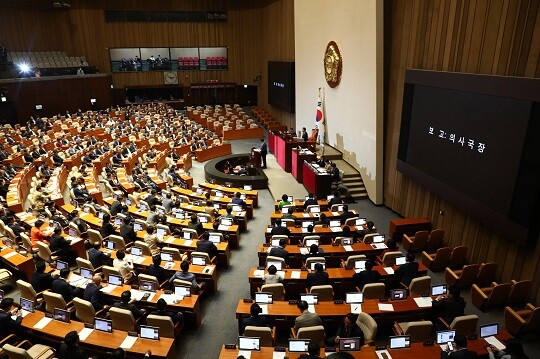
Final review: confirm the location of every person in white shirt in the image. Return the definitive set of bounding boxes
[113,250,135,283]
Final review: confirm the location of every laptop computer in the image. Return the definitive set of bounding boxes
[97,211,104,220]
[238,336,261,351]
[431,284,448,296]
[20,298,34,313]
[174,285,191,297]
[198,216,208,224]
[281,207,289,214]
[192,256,206,266]
[309,206,321,214]
[56,260,68,270]
[395,256,406,266]
[436,330,456,344]
[139,280,156,292]
[390,289,407,300]
[354,260,367,271]
[329,220,341,227]
[68,228,77,237]
[244,185,252,190]
[339,337,362,351]
[266,260,282,271]
[355,218,367,226]
[156,227,167,238]
[183,231,192,240]
[327,195,334,201]
[125,199,132,206]
[372,235,385,243]
[288,339,310,353]
[255,292,273,304]
[389,335,411,349]
[271,239,281,247]
[305,239,319,247]
[341,237,353,245]
[220,218,233,226]
[160,252,174,262]
[80,267,93,280]
[94,318,113,333]
[232,205,242,212]
[103,240,115,251]
[108,274,123,286]
[209,234,221,244]
[345,292,364,304]
[287,196,294,202]
[54,308,70,323]
[301,221,314,228]
[175,212,185,219]
[133,222,143,232]
[309,261,326,271]
[480,323,499,338]
[215,191,223,198]
[300,294,318,305]
[335,205,345,212]
[139,203,147,212]
[139,325,160,340]
[114,217,123,226]
[131,246,143,257]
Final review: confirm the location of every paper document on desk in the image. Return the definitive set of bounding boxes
[301,228,309,233]
[384,267,394,274]
[308,305,316,313]
[350,304,362,313]
[159,293,184,305]
[299,247,309,255]
[237,351,251,359]
[332,212,340,216]
[290,271,301,279]
[186,205,193,210]
[33,317,52,329]
[101,285,117,294]
[330,227,342,232]
[253,270,265,277]
[130,289,155,302]
[372,243,388,249]
[3,251,18,259]
[165,237,175,244]
[276,271,285,278]
[376,350,392,359]
[272,351,286,359]
[259,304,268,315]
[484,336,506,351]
[119,335,137,349]
[378,303,394,311]
[78,327,94,341]
[183,240,193,246]
[218,225,230,231]
[68,273,83,285]
[414,297,433,308]
[343,245,353,252]
[302,213,310,218]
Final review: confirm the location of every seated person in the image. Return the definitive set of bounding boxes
[263,264,283,284]
[216,207,237,225]
[278,194,291,209]
[298,342,322,359]
[306,263,329,288]
[0,297,24,338]
[31,260,55,293]
[394,252,419,286]
[441,334,477,359]
[144,226,162,256]
[352,260,381,290]
[328,190,343,206]
[88,241,111,268]
[187,214,204,236]
[270,218,291,236]
[113,290,144,319]
[113,250,135,283]
[231,192,246,207]
[268,239,289,264]
[240,303,269,333]
[58,331,90,359]
[303,193,318,210]
[52,268,78,303]
[358,221,377,240]
[326,313,365,347]
[196,232,218,260]
[84,274,109,311]
[294,300,323,331]
[30,219,51,250]
[168,260,206,294]
[49,226,76,264]
[433,286,466,330]
[148,255,168,284]
[304,243,324,261]
[339,205,356,225]
[151,298,183,326]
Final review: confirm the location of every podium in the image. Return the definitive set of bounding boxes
[251,147,261,168]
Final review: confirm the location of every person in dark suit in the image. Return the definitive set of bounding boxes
[148,255,168,284]
[433,286,466,330]
[145,189,160,208]
[88,242,110,268]
[52,268,78,303]
[101,213,116,238]
[83,275,109,311]
[31,260,55,293]
[231,192,246,207]
[187,214,204,236]
[270,219,291,236]
[241,303,270,334]
[301,127,309,142]
[196,232,218,260]
[394,252,419,286]
[298,342,322,359]
[259,138,267,168]
[49,226,76,264]
[0,298,23,338]
[113,290,144,319]
[340,205,356,225]
[307,263,330,288]
[303,193,318,210]
[119,216,137,244]
[330,162,340,182]
[328,190,343,206]
[110,196,123,216]
[268,239,289,264]
[151,298,183,325]
[441,334,478,358]
[57,330,90,359]
[352,260,381,290]
[358,221,377,240]
[326,313,365,346]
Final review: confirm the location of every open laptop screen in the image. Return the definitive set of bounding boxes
[309,262,326,271]
[95,318,113,333]
[390,289,407,301]
[160,252,174,262]
[255,292,273,304]
[174,285,191,297]
[436,330,456,344]
[220,218,233,226]
[431,284,448,296]
[288,339,310,352]
[140,325,159,340]
[389,335,411,349]
[238,336,260,351]
[139,280,156,292]
[355,218,367,226]
[300,294,318,305]
[192,256,206,266]
[339,337,362,351]
[354,260,367,271]
[209,234,221,244]
[56,260,68,270]
[372,235,385,243]
[266,260,282,271]
[134,222,143,232]
[131,246,143,256]
[80,268,93,279]
[329,220,341,227]
[345,292,364,304]
[54,308,70,323]
[480,323,499,338]
[305,239,319,247]
[395,256,406,266]
[20,298,34,312]
[108,274,123,286]
[302,221,314,228]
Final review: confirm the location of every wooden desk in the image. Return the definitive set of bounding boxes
[291,148,317,183]
[256,243,384,268]
[0,246,35,280]
[302,161,332,199]
[198,182,259,207]
[389,218,432,241]
[247,265,428,299]
[21,311,175,358]
[275,134,316,173]
[273,199,331,212]
[235,297,433,334]
[222,127,263,141]
[269,210,354,224]
[195,143,232,162]
[264,225,365,245]
[104,283,203,327]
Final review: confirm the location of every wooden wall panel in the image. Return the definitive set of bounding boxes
[384,0,540,303]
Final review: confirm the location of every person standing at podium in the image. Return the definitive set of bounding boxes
[259,138,267,169]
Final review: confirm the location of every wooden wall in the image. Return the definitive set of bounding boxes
[384,0,540,302]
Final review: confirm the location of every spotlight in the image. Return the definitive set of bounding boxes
[18,63,31,73]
